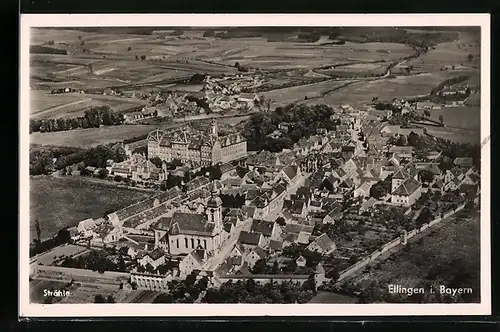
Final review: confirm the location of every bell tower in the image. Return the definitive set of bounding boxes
[206,181,223,233]
[211,119,218,138]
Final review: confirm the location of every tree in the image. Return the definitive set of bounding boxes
[271,261,280,274]
[423,110,431,118]
[140,55,146,60]
[418,170,435,184]
[35,219,41,244]
[234,62,240,68]
[135,55,139,60]
[106,295,115,303]
[149,156,163,168]
[127,46,132,51]
[251,258,267,274]
[114,175,123,182]
[467,53,473,62]
[94,294,106,303]
[439,115,444,124]
[369,182,386,199]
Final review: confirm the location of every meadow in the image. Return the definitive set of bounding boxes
[29,176,152,240]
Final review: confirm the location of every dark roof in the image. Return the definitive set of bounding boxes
[282,165,298,180]
[392,177,422,196]
[393,168,410,180]
[310,233,335,252]
[284,224,314,235]
[146,247,165,261]
[269,240,284,251]
[250,219,275,237]
[283,199,306,215]
[157,212,215,236]
[238,231,262,245]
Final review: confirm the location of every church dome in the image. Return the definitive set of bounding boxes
[207,196,223,208]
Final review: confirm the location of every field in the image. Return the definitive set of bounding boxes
[261,79,359,106]
[30,91,148,119]
[30,176,151,240]
[305,71,474,107]
[406,31,480,72]
[36,244,88,266]
[348,211,480,303]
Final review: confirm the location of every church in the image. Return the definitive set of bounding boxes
[152,183,227,256]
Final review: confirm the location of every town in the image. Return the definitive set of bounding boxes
[30,94,480,304]
[28,26,481,305]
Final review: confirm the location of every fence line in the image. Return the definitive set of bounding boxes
[337,202,467,281]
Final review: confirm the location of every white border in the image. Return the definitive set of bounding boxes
[19,14,491,318]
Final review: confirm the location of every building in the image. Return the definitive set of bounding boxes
[178,247,207,277]
[152,183,226,255]
[147,120,247,167]
[138,248,166,270]
[306,233,336,254]
[391,177,423,206]
[77,218,97,238]
[389,146,414,159]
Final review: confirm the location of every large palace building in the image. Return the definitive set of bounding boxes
[147,121,247,167]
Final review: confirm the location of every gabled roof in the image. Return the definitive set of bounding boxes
[269,239,284,251]
[284,223,314,235]
[146,247,165,261]
[250,246,267,259]
[454,157,474,167]
[392,177,422,196]
[309,233,335,252]
[282,165,298,181]
[250,219,275,237]
[238,231,262,245]
[283,199,306,215]
[393,168,410,180]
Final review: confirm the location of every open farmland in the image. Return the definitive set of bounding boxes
[348,211,480,303]
[30,92,148,119]
[405,31,480,72]
[30,124,161,147]
[30,176,151,240]
[193,40,414,69]
[312,71,475,106]
[262,79,359,106]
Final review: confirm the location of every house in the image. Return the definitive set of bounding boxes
[445,167,465,184]
[296,255,307,267]
[306,233,336,255]
[138,247,166,270]
[322,203,343,224]
[244,246,267,268]
[269,239,284,253]
[461,172,480,186]
[454,157,474,168]
[179,247,207,277]
[354,182,373,198]
[279,165,301,187]
[444,177,462,192]
[341,158,360,174]
[238,231,267,249]
[380,125,400,137]
[250,219,283,241]
[426,150,442,160]
[391,177,423,206]
[389,146,414,159]
[77,218,97,238]
[283,199,308,218]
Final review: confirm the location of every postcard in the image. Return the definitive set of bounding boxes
[19,13,491,318]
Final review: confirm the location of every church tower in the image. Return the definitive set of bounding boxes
[210,119,218,138]
[206,181,223,234]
